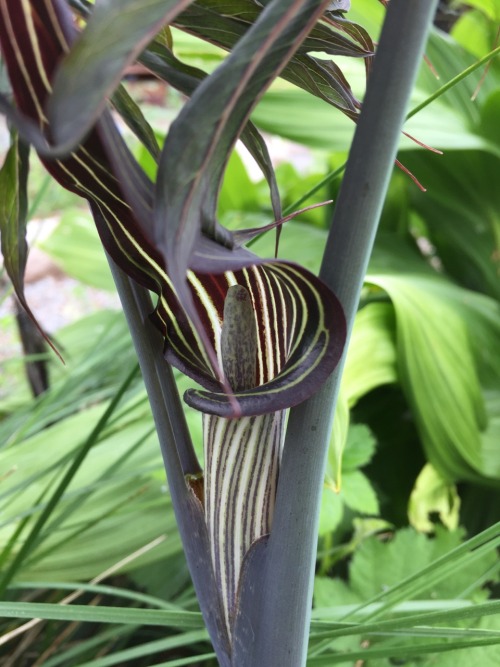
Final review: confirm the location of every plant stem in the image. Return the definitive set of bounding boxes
[233,1,439,665]
[107,260,231,666]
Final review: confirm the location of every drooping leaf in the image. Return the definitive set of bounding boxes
[173,0,366,116]
[47,0,197,148]
[154,0,333,280]
[111,84,161,161]
[0,0,347,418]
[0,133,61,359]
[0,134,29,304]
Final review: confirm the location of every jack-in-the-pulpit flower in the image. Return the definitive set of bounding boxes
[0,0,346,650]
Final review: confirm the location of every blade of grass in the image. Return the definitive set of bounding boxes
[74,629,210,667]
[340,522,500,622]
[40,625,135,667]
[307,635,500,665]
[0,364,140,597]
[152,655,217,667]
[309,599,500,637]
[406,43,500,120]
[22,426,156,567]
[0,601,204,628]
[9,581,180,610]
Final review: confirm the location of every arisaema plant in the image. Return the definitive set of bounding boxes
[0,0,439,664]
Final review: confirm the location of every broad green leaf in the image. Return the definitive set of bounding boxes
[341,470,379,515]
[368,236,500,484]
[327,388,350,491]
[0,398,180,581]
[341,424,377,471]
[402,150,500,300]
[39,208,115,291]
[452,10,500,59]
[48,0,196,147]
[349,527,496,602]
[217,151,260,216]
[409,464,461,533]
[318,486,344,536]
[342,302,398,406]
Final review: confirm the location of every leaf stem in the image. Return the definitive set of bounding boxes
[406,43,500,120]
[233,1,440,665]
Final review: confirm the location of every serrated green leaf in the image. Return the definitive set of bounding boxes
[349,527,496,602]
[341,470,379,515]
[341,425,377,471]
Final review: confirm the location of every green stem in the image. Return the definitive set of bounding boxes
[233,1,439,665]
[406,43,500,120]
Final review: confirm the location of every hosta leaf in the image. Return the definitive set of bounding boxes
[368,236,500,484]
[342,302,398,406]
[327,388,350,491]
[402,149,500,300]
[47,0,196,147]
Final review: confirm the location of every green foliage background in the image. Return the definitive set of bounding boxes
[1,0,500,664]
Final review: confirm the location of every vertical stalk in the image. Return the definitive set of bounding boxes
[233,1,439,665]
[107,259,232,667]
